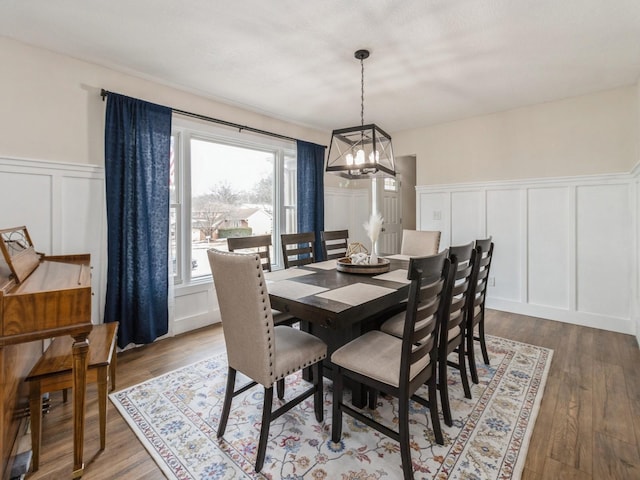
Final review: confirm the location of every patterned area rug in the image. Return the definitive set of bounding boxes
[110,335,552,479]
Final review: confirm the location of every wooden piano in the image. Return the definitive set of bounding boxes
[0,226,92,479]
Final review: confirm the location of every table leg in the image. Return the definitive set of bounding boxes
[71,332,89,479]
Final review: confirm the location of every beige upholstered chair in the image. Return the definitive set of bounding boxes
[400,229,441,256]
[227,234,296,329]
[380,243,474,427]
[466,237,494,384]
[331,251,453,480]
[281,232,316,268]
[321,229,349,260]
[207,249,327,472]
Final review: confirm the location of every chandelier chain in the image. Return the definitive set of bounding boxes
[360,56,365,127]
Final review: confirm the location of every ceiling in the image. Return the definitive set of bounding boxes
[2,0,640,133]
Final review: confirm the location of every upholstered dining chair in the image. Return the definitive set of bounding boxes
[331,251,453,480]
[321,229,349,260]
[207,248,327,472]
[380,243,473,427]
[466,237,494,384]
[227,234,297,330]
[400,229,441,256]
[281,231,316,268]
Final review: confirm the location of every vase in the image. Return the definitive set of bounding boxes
[370,241,378,264]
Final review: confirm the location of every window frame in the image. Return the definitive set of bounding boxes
[171,117,296,286]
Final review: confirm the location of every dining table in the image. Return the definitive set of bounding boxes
[265,254,412,408]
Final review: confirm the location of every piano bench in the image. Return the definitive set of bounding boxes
[25,322,118,472]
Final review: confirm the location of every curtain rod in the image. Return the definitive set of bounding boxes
[100,89,326,147]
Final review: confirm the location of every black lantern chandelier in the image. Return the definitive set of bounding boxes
[326,49,395,179]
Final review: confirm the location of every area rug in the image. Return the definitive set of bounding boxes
[110,335,552,480]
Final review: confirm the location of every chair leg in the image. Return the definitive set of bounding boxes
[331,367,344,443]
[428,375,444,445]
[217,367,236,438]
[313,361,324,422]
[458,345,472,399]
[277,378,285,400]
[255,386,273,472]
[398,394,413,480]
[439,357,452,427]
[467,326,479,384]
[368,388,378,409]
[479,315,490,365]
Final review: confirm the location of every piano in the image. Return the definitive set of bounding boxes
[0,226,92,479]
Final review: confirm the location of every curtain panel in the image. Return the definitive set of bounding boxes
[104,93,172,349]
[296,140,326,261]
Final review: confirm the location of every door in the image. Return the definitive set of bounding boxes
[377,176,402,254]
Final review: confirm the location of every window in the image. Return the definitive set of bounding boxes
[171,119,297,284]
[383,177,398,192]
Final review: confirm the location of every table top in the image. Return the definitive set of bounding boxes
[266,257,411,329]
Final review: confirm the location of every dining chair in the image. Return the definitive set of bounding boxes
[466,237,494,384]
[227,234,274,271]
[331,251,453,480]
[321,229,349,260]
[227,234,297,330]
[379,243,473,427]
[281,231,316,268]
[207,248,327,472]
[400,229,441,256]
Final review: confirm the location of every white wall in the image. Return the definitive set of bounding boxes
[394,86,639,186]
[324,187,369,247]
[417,170,637,335]
[0,37,327,166]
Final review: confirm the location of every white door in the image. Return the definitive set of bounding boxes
[377,176,402,254]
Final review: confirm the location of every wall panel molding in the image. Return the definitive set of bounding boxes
[417,166,639,336]
[0,156,106,324]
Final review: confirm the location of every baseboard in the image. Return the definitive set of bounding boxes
[486,297,635,336]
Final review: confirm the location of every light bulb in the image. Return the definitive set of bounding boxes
[369,150,380,163]
[355,149,365,165]
[346,153,354,166]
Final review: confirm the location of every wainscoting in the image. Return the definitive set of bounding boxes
[417,169,639,337]
[0,156,107,323]
[3,157,637,340]
[324,187,370,244]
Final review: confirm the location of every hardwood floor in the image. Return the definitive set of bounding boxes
[25,310,640,479]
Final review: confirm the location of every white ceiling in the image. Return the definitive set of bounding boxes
[2,0,640,133]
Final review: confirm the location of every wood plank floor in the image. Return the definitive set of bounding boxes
[25,310,640,479]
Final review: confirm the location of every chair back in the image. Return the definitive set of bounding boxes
[400,250,454,389]
[470,237,494,316]
[400,229,441,256]
[227,234,273,272]
[281,232,316,268]
[442,242,475,346]
[321,229,349,260]
[207,248,275,387]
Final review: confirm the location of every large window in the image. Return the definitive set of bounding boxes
[170,119,297,284]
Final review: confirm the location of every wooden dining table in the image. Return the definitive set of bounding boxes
[265,255,412,408]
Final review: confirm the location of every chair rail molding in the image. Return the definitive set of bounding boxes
[0,156,107,324]
[417,165,640,337]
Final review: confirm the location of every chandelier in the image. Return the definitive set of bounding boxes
[326,49,395,179]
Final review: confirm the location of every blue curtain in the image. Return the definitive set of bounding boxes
[104,93,172,349]
[296,140,326,260]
